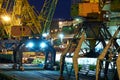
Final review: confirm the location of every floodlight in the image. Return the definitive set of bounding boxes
[26,42,34,48]
[40,42,47,48]
[1,15,11,22]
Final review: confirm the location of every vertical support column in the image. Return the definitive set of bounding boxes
[44,52,48,69]
[12,48,17,69]
[18,44,24,71]
[51,47,56,67]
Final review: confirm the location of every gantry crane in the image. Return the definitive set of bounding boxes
[11,0,42,35]
[59,0,120,80]
[11,0,58,36]
[1,0,58,37]
[0,0,58,70]
[11,0,58,70]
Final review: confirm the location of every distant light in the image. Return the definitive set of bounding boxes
[26,42,34,48]
[1,15,11,22]
[59,21,63,25]
[75,18,83,22]
[75,18,80,22]
[40,42,47,48]
[59,33,64,38]
[59,33,64,42]
[42,33,49,37]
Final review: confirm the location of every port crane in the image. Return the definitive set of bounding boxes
[59,0,120,80]
[12,0,58,70]
[0,0,58,70]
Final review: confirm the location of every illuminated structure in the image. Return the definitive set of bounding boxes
[59,0,120,80]
[0,0,58,70]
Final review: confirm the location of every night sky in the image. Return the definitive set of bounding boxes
[28,0,71,19]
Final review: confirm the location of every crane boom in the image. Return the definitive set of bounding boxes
[12,0,58,36]
[21,0,41,34]
[11,0,23,26]
[39,0,58,34]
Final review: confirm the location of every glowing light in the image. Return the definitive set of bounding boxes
[42,33,47,37]
[1,15,11,22]
[40,42,47,48]
[75,18,80,22]
[59,21,63,25]
[59,33,64,42]
[26,42,34,48]
[42,33,48,37]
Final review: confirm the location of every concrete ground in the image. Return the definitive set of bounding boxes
[0,63,96,80]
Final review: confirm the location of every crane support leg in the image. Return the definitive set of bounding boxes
[96,39,112,80]
[96,27,120,80]
[59,42,72,80]
[51,48,56,67]
[44,46,56,69]
[44,52,48,69]
[18,44,24,71]
[12,50,17,69]
[116,53,120,79]
[18,50,24,71]
[73,32,85,80]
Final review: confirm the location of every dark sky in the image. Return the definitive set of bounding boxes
[28,0,71,19]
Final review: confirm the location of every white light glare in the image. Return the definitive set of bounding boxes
[42,33,49,37]
[40,42,47,48]
[59,33,64,42]
[26,42,34,48]
[1,15,11,22]
[75,18,80,22]
[59,33,64,39]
